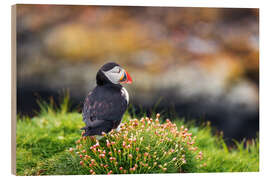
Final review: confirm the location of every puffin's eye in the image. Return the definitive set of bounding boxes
[118,68,121,73]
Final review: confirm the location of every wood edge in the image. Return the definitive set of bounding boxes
[11,4,17,176]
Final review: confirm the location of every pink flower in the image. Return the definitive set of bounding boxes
[106,140,111,148]
[94,142,100,148]
[163,168,167,171]
[109,157,116,161]
[99,154,105,158]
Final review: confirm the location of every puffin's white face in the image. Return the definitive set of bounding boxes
[103,66,131,84]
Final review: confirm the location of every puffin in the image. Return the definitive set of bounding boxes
[81,62,132,136]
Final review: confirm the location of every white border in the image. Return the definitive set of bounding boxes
[1,0,270,180]
[3,0,262,8]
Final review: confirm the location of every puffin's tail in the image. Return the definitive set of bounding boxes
[80,120,113,136]
[80,126,99,136]
[80,126,91,136]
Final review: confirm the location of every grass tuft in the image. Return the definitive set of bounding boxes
[69,114,204,174]
[16,100,259,175]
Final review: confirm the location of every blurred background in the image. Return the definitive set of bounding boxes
[16,5,259,142]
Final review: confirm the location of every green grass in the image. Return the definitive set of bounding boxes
[16,101,259,175]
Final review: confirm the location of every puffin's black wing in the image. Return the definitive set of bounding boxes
[82,85,127,136]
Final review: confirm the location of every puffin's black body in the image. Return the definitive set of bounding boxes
[81,62,131,136]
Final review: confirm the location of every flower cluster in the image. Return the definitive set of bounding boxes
[68,114,205,174]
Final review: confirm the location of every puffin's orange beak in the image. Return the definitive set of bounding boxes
[119,70,133,84]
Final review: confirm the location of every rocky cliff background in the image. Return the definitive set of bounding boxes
[16,5,259,142]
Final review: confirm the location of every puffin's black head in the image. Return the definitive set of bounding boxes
[96,62,133,86]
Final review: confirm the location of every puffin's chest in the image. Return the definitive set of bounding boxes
[121,87,129,104]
